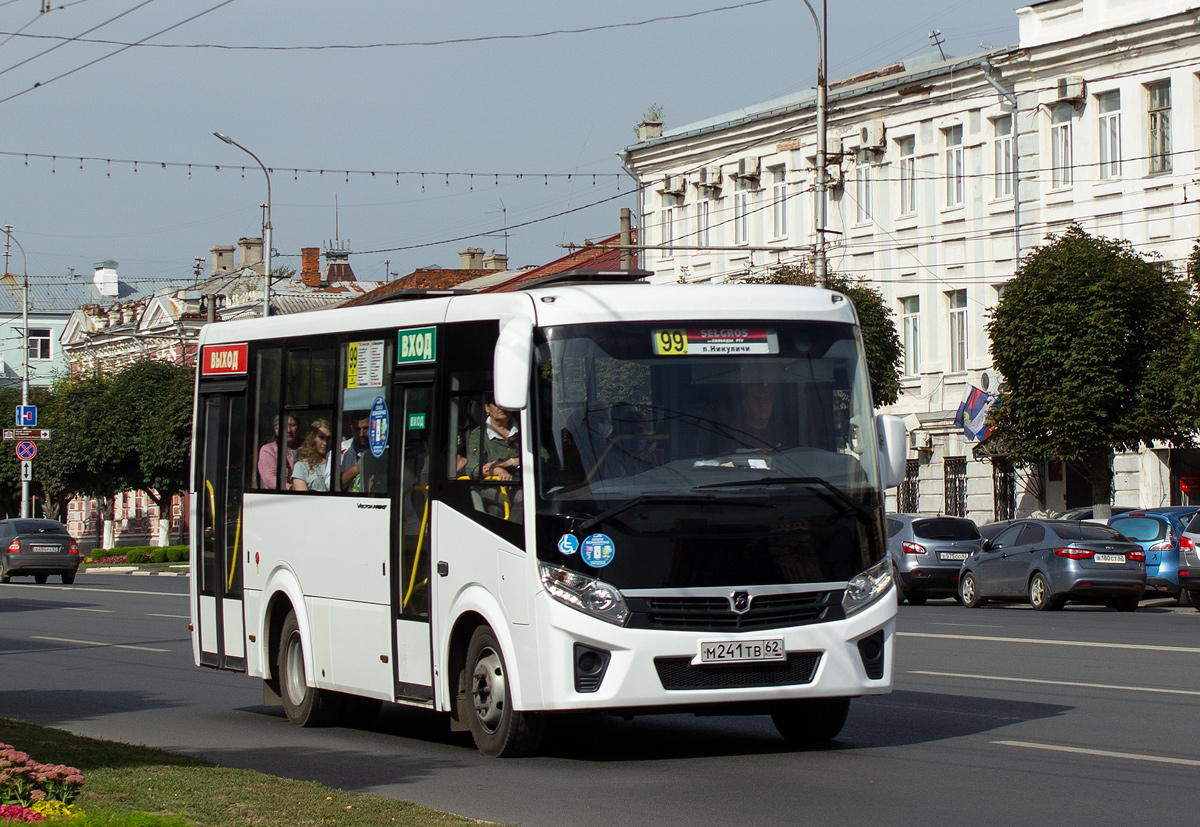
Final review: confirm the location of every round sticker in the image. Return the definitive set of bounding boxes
[557,534,579,555]
[581,533,616,568]
[368,396,389,458]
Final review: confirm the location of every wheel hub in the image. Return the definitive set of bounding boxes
[471,648,506,733]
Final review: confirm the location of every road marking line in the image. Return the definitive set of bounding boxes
[898,631,1200,654]
[33,635,170,653]
[995,740,1200,767]
[2,583,185,598]
[910,670,1200,697]
[64,607,114,613]
[929,622,1003,628]
[145,613,189,619]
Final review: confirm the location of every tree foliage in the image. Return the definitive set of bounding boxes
[987,225,1193,505]
[736,264,903,407]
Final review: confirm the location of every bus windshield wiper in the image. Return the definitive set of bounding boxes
[692,476,874,519]
[577,492,771,533]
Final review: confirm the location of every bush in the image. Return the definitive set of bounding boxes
[87,547,188,566]
[165,547,188,563]
[123,549,149,565]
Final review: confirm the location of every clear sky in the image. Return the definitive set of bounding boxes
[0,0,1020,289]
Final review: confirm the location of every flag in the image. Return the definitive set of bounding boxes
[956,385,995,442]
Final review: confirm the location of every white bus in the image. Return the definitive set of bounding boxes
[190,270,907,756]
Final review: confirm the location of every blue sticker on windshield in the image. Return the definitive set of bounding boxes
[557,534,579,555]
[368,396,389,458]
[581,533,615,568]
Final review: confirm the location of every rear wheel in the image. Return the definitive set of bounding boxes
[61,572,75,585]
[463,625,543,757]
[278,612,341,727]
[960,572,986,608]
[1178,589,1192,608]
[0,572,9,584]
[770,697,851,744]
[1029,573,1063,611]
[34,574,48,584]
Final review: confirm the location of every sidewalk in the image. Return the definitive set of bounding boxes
[79,564,189,577]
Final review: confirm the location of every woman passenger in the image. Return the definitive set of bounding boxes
[292,418,334,492]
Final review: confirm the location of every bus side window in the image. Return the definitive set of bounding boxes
[286,346,337,494]
[253,347,288,490]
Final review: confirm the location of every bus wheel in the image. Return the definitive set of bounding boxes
[278,612,341,727]
[770,697,851,744]
[464,625,543,757]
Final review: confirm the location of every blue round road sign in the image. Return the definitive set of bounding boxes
[15,440,36,460]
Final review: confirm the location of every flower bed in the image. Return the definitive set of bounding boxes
[0,743,83,822]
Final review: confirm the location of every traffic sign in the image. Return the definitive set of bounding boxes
[15,440,36,460]
[20,460,31,482]
[15,406,36,427]
[2,429,50,441]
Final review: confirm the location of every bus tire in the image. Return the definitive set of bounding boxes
[278,612,341,727]
[770,697,851,744]
[464,625,543,757]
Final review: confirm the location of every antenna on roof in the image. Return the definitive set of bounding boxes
[928,29,946,61]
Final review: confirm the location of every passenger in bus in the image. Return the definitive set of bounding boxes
[339,411,371,490]
[597,403,662,478]
[292,419,334,492]
[465,396,521,481]
[257,414,299,490]
[723,382,791,452]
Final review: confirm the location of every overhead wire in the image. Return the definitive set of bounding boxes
[0,0,159,79]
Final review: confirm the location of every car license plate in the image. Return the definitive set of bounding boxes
[1095,553,1126,564]
[699,639,785,663]
[31,545,60,553]
[940,552,968,561]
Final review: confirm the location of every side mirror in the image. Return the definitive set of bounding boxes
[875,414,907,489]
[494,316,533,410]
[981,538,993,552]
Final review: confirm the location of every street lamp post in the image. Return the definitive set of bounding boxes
[4,225,30,517]
[213,132,271,318]
[799,0,828,283]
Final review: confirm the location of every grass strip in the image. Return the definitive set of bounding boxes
[0,718,501,827]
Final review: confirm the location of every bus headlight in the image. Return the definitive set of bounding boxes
[540,563,629,626]
[842,556,893,617]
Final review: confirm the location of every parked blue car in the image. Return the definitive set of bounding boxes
[1107,507,1200,603]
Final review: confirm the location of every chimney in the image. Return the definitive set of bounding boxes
[637,121,663,141]
[458,247,485,269]
[93,259,120,298]
[237,237,264,274]
[483,252,509,271]
[301,247,322,287]
[210,245,235,275]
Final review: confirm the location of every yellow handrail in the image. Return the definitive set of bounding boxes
[403,485,430,609]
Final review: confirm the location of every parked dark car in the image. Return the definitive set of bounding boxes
[959,519,1145,611]
[0,519,80,584]
[1107,507,1200,603]
[1179,511,1200,609]
[886,514,982,604]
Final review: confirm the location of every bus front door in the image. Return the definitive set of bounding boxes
[394,382,434,700]
[196,390,247,671]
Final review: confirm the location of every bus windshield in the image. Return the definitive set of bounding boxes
[532,320,886,588]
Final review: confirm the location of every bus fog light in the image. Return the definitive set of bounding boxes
[842,557,893,617]
[540,563,629,626]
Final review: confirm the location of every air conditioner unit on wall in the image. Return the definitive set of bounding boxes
[737,157,761,179]
[860,120,886,149]
[659,175,686,195]
[1056,76,1085,102]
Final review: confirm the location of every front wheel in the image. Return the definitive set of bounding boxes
[960,572,986,608]
[770,697,851,744]
[463,625,543,757]
[1029,573,1063,611]
[278,612,341,727]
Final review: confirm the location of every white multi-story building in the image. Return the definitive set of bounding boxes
[621,0,1200,523]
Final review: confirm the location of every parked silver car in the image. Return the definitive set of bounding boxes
[960,519,1145,611]
[886,514,982,605]
[1179,511,1200,609]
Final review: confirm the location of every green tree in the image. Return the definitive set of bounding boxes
[986,224,1193,516]
[735,264,903,407]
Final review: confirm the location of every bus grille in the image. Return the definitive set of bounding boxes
[628,590,843,632]
[653,652,821,690]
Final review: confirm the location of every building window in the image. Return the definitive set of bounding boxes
[28,328,51,360]
[901,296,920,376]
[1147,80,1171,174]
[899,459,920,514]
[993,115,1013,198]
[661,207,674,257]
[1051,105,1073,188]
[944,456,967,517]
[944,125,964,207]
[993,458,1016,522]
[855,156,872,223]
[948,289,967,373]
[734,189,750,245]
[899,136,916,216]
[696,198,710,247]
[770,167,787,238]
[1097,90,1121,180]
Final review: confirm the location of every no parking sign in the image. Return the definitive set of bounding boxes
[15,440,35,460]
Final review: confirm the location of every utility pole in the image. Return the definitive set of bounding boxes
[800,0,829,284]
[620,208,632,270]
[4,226,30,518]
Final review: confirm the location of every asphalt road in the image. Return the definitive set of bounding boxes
[3,572,1200,826]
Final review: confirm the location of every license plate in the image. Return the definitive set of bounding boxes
[699,638,785,663]
[1095,553,1126,564]
[939,552,968,561]
[31,545,60,553]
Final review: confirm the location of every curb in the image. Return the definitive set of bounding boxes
[80,566,188,577]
